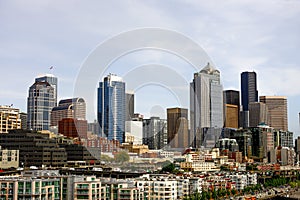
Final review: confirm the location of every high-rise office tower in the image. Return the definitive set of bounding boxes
[125,91,134,121]
[143,117,167,150]
[97,74,125,143]
[51,98,86,127]
[241,71,258,128]
[190,63,224,148]
[224,90,240,129]
[167,107,189,149]
[224,104,239,129]
[241,72,258,111]
[224,90,240,106]
[27,80,56,130]
[35,74,58,106]
[249,102,268,127]
[260,96,288,131]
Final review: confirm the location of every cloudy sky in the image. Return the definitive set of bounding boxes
[1,0,300,135]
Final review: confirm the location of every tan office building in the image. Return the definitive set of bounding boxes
[224,104,239,129]
[259,96,288,131]
[51,98,86,126]
[0,105,21,133]
[167,107,189,149]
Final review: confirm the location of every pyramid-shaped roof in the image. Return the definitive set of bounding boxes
[200,62,220,74]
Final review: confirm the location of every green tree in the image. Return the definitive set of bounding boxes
[101,154,113,162]
[231,188,236,196]
[114,151,130,163]
[161,163,175,173]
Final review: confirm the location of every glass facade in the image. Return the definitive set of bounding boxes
[98,74,125,143]
[241,71,258,111]
[190,63,224,148]
[27,81,56,130]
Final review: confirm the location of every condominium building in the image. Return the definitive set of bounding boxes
[73,176,102,200]
[0,175,62,200]
[0,105,21,133]
[0,145,19,169]
[137,178,177,200]
[274,130,294,148]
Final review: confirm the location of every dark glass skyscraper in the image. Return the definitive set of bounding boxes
[241,71,258,111]
[224,90,240,106]
[97,74,125,143]
[27,81,56,130]
[35,74,58,106]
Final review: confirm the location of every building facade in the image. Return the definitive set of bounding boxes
[0,129,67,167]
[241,71,258,111]
[143,117,167,150]
[241,71,258,128]
[125,91,134,121]
[0,105,21,133]
[167,107,189,149]
[0,145,19,169]
[249,102,268,127]
[51,97,86,127]
[27,80,56,131]
[190,63,224,148]
[98,74,125,143]
[58,118,88,139]
[260,96,288,131]
[35,74,58,105]
[125,121,143,144]
[224,104,239,129]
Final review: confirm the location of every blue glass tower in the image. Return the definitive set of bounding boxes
[98,74,125,143]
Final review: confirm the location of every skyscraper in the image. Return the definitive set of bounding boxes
[97,74,125,143]
[224,90,240,106]
[241,71,258,128]
[125,91,134,121]
[224,90,240,129]
[248,102,268,127]
[27,80,56,130]
[259,96,288,131]
[224,104,239,129]
[167,107,189,149]
[241,71,258,111]
[143,117,167,150]
[51,98,86,127]
[35,74,58,106]
[190,63,224,148]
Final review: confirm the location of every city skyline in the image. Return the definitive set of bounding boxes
[1,1,300,136]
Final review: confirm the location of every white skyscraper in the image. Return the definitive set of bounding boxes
[190,63,224,148]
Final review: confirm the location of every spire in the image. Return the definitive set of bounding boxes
[200,62,220,75]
